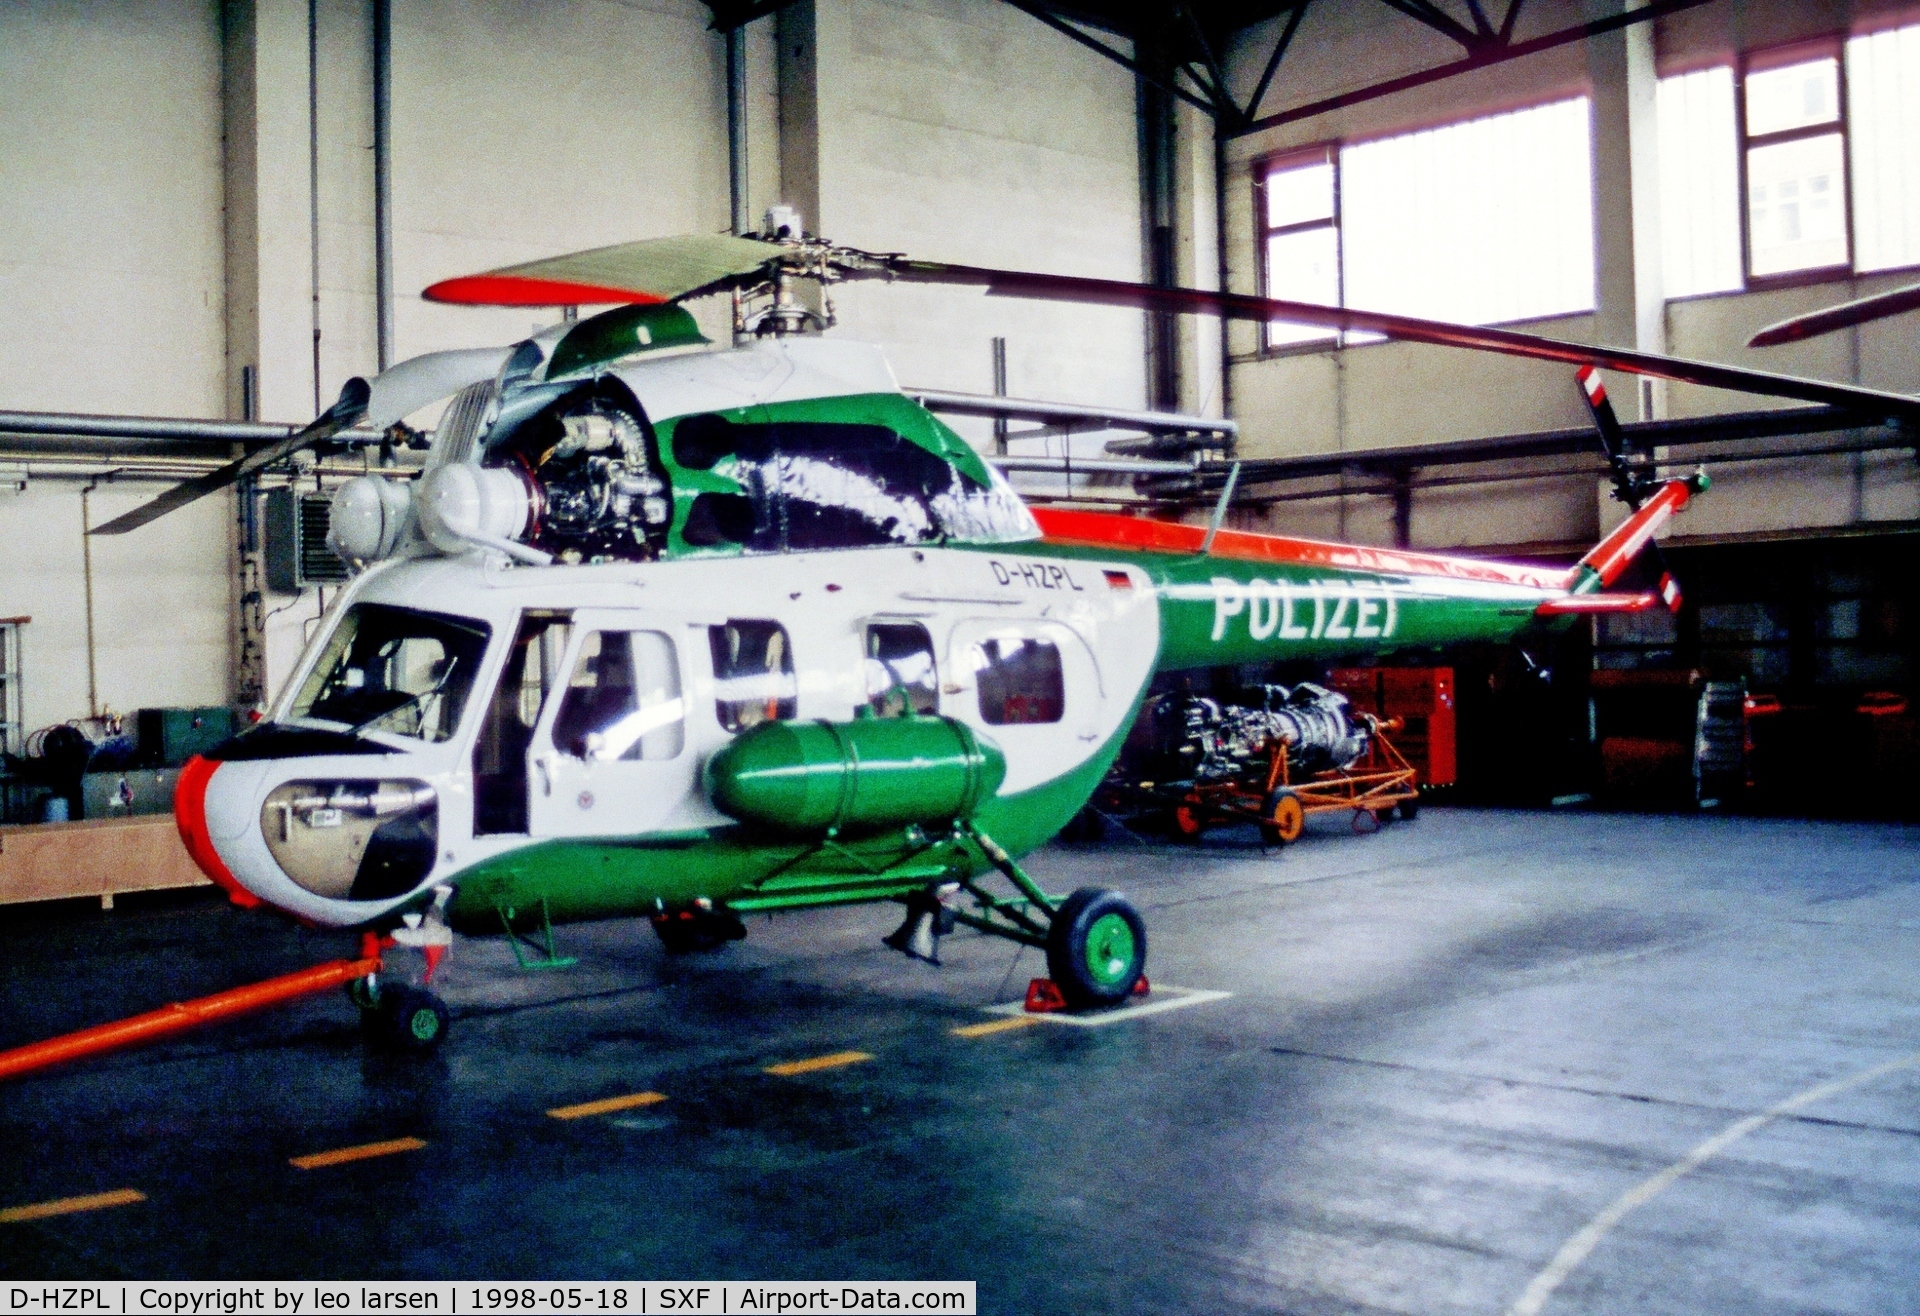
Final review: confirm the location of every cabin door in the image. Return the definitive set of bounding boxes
[525,609,697,838]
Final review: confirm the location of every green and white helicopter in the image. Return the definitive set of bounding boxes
[92,224,1920,1049]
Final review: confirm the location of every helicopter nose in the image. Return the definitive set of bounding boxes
[174,756,262,908]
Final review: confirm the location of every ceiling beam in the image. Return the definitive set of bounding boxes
[1231,0,1718,137]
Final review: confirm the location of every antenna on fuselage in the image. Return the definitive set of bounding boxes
[1198,461,1242,556]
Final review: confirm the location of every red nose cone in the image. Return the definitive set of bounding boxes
[174,755,262,908]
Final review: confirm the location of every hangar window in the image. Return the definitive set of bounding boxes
[1259,98,1596,347]
[1848,22,1920,273]
[710,620,797,732]
[1658,23,1920,294]
[1742,46,1850,279]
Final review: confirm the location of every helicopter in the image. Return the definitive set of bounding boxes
[85,221,1920,1051]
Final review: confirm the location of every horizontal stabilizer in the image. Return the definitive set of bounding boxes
[1535,592,1660,616]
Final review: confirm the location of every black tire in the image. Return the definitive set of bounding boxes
[1045,887,1147,1009]
[1398,795,1421,821]
[653,907,747,954]
[377,986,449,1053]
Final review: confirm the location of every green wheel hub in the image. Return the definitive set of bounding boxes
[1083,911,1137,987]
[406,1006,441,1043]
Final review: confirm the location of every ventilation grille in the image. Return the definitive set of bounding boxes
[264,488,350,592]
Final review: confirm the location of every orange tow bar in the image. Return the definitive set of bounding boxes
[0,935,382,1083]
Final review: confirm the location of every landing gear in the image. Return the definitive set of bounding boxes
[1045,887,1147,1009]
[652,904,747,954]
[351,976,450,1053]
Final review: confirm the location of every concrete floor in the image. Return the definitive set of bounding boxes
[1,808,1917,1313]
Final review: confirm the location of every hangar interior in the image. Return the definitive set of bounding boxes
[1,0,1918,1307]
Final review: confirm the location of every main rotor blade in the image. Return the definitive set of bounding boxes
[875,260,1920,424]
[422,234,783,307]
[1747,282,1920,347]
[90,378,371,536]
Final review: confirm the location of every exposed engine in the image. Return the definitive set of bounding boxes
[500,390,674,563]
[1151,683,1372,783]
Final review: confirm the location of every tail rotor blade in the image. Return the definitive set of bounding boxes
[1575,365,1642,510]
[90,378,370,536]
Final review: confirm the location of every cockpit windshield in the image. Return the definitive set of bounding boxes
[286,604,492,744]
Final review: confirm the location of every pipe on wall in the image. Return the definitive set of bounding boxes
[79,481,99,719]
[373,0,394,371]
[727,23,749,235]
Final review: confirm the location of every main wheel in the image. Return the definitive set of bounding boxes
[1045,887,1147,1009]
[1398,795,1421,821]
[377,985,449,1053]
[1260,790,1305,846]
[653,906,747,954]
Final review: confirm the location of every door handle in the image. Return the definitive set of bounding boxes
[534,752,558,797]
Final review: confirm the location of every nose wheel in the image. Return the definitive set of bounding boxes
[350,977,451,1053]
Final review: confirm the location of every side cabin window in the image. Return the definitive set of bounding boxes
[473,612,572,835]
[865,622,938,717]
[971,635,1064,726]
[674,415,1033,552]
[710,620,797,732]
[552,630,685,762]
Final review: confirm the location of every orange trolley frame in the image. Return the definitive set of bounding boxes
[1169,717,1421,845]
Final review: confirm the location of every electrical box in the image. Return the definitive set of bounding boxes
[135,706,235,767]
[1326,667,1457,787]
[264,487,351,592]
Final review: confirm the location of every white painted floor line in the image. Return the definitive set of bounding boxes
[1507,1049,1920,1316]
[982,984,1231,1028]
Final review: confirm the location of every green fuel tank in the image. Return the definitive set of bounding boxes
[706,714,1006,836]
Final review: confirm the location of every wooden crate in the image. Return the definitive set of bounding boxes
[0,814,210,909]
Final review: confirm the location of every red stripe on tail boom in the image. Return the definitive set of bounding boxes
[1030,507,1567,590]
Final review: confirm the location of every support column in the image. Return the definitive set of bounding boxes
[1172,97,1224,419]
[1588,0,1666,419]
[1138,50,1179,413]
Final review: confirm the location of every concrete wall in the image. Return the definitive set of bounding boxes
[0,1,234,735]
[1,0,1158,733]
[783,0,1147,434]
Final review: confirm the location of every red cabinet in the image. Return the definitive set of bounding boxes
[1326,667,1457,787]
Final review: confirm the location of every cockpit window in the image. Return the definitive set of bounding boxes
[287,604,491,743]
[673,415,1036,552]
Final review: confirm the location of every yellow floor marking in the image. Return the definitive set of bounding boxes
[951,1016,1044,1038]
[1508,1050,1920,1316]
[0,1188,145,1224]
[289,1136,427,1170]
[547,1091,668,1120]
[764,1050,873,1076]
